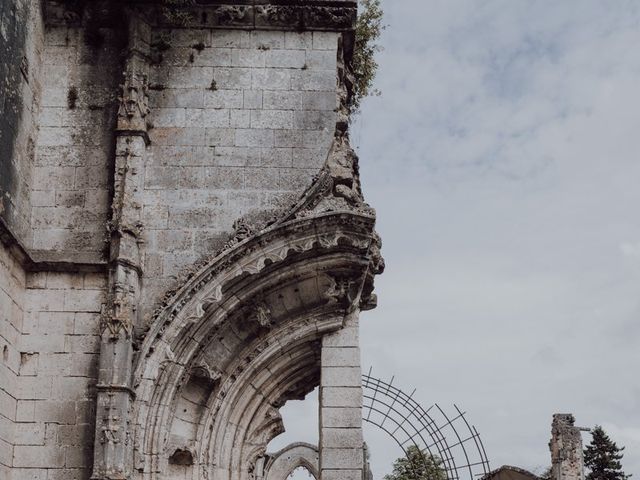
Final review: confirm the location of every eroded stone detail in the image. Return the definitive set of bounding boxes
[550,414,586,480]
[1,3,378,480]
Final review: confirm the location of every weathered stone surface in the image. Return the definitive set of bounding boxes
[0,5,379,480]
[550,414,586,480]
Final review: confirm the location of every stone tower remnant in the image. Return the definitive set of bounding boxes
[550,414,587,480]
[0,1,382,479]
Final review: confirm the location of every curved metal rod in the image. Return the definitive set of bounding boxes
[362,374,459,478]
[361,372,491,480]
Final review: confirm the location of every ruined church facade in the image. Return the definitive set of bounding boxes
[0,1,382,479]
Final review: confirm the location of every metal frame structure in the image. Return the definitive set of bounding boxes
[362,369,491,480]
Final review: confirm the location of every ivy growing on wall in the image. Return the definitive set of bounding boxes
[349,0,384,115]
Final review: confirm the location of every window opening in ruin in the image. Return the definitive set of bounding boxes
[266,387,319,452]
[168,448,193,466]
[287,466,316,479]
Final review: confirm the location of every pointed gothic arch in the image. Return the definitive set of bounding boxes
[127,143,383,479]
[264,443,319,480]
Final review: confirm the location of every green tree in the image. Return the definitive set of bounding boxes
[384,445,448,480]
[350,0,384,115]
[584,426,631,480]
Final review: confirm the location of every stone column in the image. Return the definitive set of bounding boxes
[319,309,364,480]
[550,414,586,480]
[91,10,150,480]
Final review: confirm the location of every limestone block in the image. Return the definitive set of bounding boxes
[320,427,363,448]
[313,32,339,50]
[320,448,363,470]
[251,68,291,90]
[204,89,244,109]
[231,48,266,68]
[321,386,362,408]
[15,400,36,423]
[293,148,330,169]
[17,377,53,400]
[14,422,46,445]
[211,30,249,48]
[155,66,214,89]
[321,470,363,480]
[261,148,293,168]
[305,50,336,71]
[243,90,263,109]
[322,327,359,347]
[321,366,361,387]
[215,147,261,167]
[20,334,65,353]
[321,407,362,428]
[150,88,204,109]
[63,289,104,313]
[38,312,74,334]
[37,353,71,376]
[186,108,230,128]
[263,91,302,111]
[13,445,65,468]
[235,128,275,148]
[244,168,281,190]
[293,110,336,130]
[214,67,252,89]
[206,128,236,147]
[265,49,306,69]
[249,31,285,49]
[284,32,313,50]
[230,109,251,128]
[196,47,233,67]
[73,313,99,335]
[250,110,293,129]
[152,108,186,128]
[10,468,48,480]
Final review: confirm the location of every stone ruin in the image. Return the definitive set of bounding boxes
[483,414,588,480]
[0,1,383,479]
[550,414,587,480]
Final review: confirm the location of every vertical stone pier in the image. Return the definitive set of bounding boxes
[319,309,364,480]
[550,414,586,480]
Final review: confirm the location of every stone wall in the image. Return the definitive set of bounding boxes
[0,0,43,246]
[30,26,122,261]
[550,414,586,480]
[0,2,368,478]
[141,28,339,318]
[0,244,26,480]
[11,270,106,480]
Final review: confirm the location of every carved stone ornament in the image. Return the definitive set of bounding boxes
[101,297,134,338]
[118,71,150,122]
[215,5,251,26]
[253,301,272,328]
[255,5,301,28]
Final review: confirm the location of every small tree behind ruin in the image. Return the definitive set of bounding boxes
[584,426,631,480]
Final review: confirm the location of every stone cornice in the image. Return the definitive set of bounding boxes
[0,217,107,273]
[44,0,357,31]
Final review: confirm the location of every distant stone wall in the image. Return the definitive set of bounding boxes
[141,28,339,318]
[0,0,43,246]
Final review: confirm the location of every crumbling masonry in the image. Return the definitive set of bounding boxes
[0,1,382,479]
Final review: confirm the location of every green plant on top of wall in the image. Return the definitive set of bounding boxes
[350,0,384,116]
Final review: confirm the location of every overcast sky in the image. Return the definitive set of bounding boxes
[274,1,640,478]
